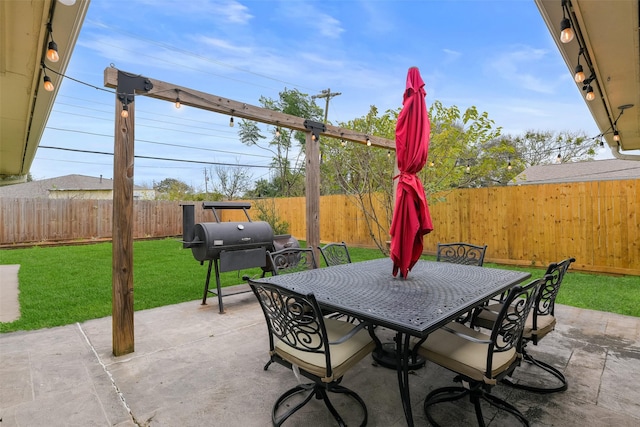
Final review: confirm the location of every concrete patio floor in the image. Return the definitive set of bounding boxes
[1,292,640,426]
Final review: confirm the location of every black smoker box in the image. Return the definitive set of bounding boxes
[182,202,298,313]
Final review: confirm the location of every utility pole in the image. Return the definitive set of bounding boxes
[312,88,341,124]
[312,89,341,164]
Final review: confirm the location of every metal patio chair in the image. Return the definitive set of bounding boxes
[472,257,576,393]
[436,242,487,266]
[436,242,488,323]
[319,241,352,267]
[267,247,318,275]
[417,276,545,426]
[250,282,375,426]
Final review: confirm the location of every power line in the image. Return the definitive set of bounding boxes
[44,127,272,159]
[39,146,274,169]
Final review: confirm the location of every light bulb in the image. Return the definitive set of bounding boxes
[340,140,346,147]
[275,128,281,138]
[429,161,434,167]
[507,161,512,170]
[613,131,620,142]
[585,86,595,101]
[175,99,181,109]
[366,137,371,146]
[556,153,562,163]
[121,109,129,118]
[560,18,574,43]
[466,164,470,173]
[574,65,585,83]
[46,41,59,62]
[229,116,234,127]
[58,0,77,5]
[43,75,54,91]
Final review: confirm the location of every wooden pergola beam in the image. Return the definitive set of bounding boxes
[104,67,395,149]
[104,67,396,355]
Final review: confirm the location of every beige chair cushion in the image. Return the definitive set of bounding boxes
[417,322,517,383]
[475,303,556,341]
[525,313,556,341]
[274,317,375,382]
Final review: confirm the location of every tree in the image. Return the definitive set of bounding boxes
[321,106,398,252]
[506,130,599,166]
[322,102,505,252]
[419,100,505,190]
[153,178,194,200]
[238,88,323,197]
[211,162,253,200]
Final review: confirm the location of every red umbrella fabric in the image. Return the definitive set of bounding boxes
[390,67,433,278]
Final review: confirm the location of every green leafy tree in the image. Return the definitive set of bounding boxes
[153,178,194,200]
[252,199,290,235]
[321,106,397,252]
[420,100,504,190]
[238,88,323,197]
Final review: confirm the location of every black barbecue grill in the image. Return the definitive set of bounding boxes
[182,202,298,313]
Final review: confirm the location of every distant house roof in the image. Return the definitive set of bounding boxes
[0,174,151,198]
[510,159,640,185]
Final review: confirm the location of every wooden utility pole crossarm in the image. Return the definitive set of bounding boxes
[104,67,395,149]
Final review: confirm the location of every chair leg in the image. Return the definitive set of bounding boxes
[272,382,367,427]
[423,386,471,426]
[424,383,529,427]
[482,392,530,426]
[503,349,568,394]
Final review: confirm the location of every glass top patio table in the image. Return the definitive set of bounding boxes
[249,257,531,426]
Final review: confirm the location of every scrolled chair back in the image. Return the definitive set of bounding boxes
[268,247,318,275]
[436,242,488,266]
[536,257,576,317]
[490,276,545,356]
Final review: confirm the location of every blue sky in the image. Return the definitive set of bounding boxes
[33,0,610,190]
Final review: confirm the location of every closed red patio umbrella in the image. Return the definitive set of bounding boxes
[390,67,433,278]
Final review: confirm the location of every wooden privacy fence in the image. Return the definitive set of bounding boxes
[0,179,638,275]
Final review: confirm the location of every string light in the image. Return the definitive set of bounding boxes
[229,116,234,127]
[466,164,470,173]
[41,63,54,91]
[585,86,595,101]
[613,130,620,142]
[43,75,54,92]
[341,139,346,147]
[429,161,434,167]
[366,136,371,146]
[556,148,562,163]
[121,104,129,118]
[275,128,281,138]
[174,89,181,109]
[574,49,585,83]
[560,0,574,43]
[46,23,59,63]
[507,159,512,170]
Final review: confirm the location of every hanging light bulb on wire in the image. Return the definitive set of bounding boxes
[560,0,574,43]
[46,23,59,63]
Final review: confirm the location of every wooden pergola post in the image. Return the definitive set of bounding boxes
[303,120,325,261]
[109,71,152,356]
[104,67,395,355]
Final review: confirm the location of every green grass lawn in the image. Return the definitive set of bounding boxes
[1,238,638,333]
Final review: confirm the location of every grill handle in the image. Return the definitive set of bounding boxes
[202,202,252,222]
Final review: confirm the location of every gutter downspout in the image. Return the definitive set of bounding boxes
[610,145,640,160]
